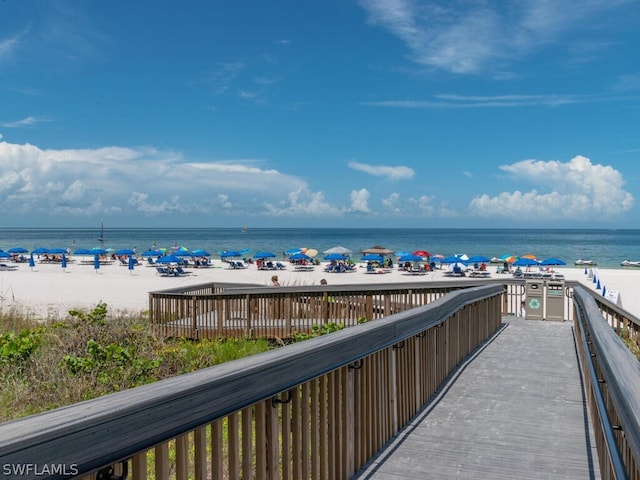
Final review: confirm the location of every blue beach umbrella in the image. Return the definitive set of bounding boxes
[284,248,302,256]
[74,248,94,255]
[141,249,163,257]
[29,254,35,270]
[156,255,181,264]
[361,254,384,262]
[467,255,491,263]
[254,251,276,259]
[7,247,28,254]
[398,254,423,263]
[31,247,49,255]
[94,254,100,272]
[0,252,10,259]
[441,255,467,264]
[513,258,539,267]
[324,252,348,261]
[115,249,136,256]
[49,248,67,255]
[128,255,135,274]
[191,249,210,257]
[539,258,566,266]
[61,254,67,271]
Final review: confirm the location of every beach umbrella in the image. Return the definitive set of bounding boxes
[31,247,49,255]
[413,250,430,258]
[284,248,302,256]
[49,248,67,255]
[156,255,181,264]
[305,248,318,258]
[74,248,94,255]
[191,249,210,257]
[447,262,468,272]
[128,255,135,274]
[29,254,35,270]
[540,258,566,266]
[0,251,10,258]
[399,254,423,263]
[467,255,491,263]
[173,249,193,257]
[90,248,107,255]
[289,252,311,261]
[324,252,348,261]
[500,254,517,264]
[7,247,28,254]
[254,251,276,259]
[361,246,394,255]
[141,249,163,257]
[61,254,67,271]
[361,253,384,262]
[94,254,100,272]
[115,249,135,256]
[521,253,538,260]
[441,255,467,264]
[323,245,353,255]
[513,258,539,267]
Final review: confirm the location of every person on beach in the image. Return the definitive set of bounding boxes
[271,275,280,287]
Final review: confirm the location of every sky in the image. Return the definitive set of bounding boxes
[1,0,639,229]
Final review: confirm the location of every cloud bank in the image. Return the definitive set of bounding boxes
[469,156,634,220]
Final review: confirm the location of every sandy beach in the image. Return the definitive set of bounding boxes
[0,259,637,320]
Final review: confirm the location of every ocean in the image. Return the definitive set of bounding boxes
[1,227,639,270]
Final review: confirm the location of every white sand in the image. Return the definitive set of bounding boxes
[0,260,637,320]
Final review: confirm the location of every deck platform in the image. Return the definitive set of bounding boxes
[355,316,601,479]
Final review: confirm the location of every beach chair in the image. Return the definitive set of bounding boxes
[0,263,18,271]
[155,267,173,277]
[175,266,191,276]
[275,262,286,270]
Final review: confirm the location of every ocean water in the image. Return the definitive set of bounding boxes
[0,228,639,269]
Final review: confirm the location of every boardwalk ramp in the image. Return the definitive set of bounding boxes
[355,316,600,480]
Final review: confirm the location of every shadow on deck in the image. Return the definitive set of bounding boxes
[355,316,601,480]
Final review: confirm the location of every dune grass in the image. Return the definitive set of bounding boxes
[0,303,271,423]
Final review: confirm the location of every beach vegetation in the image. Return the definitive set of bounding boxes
[0,303,271,422]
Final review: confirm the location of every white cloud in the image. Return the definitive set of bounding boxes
[357,0,633,75]
[469,156,634,220]
[0,140,310,219]
[350,188,371,213]
[2,116,51,128]
[382,193,401,212]
[0,31,23,61]
[264,187,342,217]
[348,161,414,180]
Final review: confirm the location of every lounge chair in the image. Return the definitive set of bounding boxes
[0,263,18,271]
[155,267,173,277]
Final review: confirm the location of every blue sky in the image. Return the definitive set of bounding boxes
[1,1,639,229]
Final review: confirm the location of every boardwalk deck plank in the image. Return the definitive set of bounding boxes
[355,316,601,480]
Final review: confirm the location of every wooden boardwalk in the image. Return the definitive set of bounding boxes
[354,316,601,480]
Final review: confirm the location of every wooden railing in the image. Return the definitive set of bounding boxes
[0,285,503,480]
[573,287,640,480]
[148,279,530,339]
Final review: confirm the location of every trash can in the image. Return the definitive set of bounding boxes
[545,280,565,321]
[525,280,544,320]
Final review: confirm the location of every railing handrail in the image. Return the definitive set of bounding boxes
[574,287,640,470]
[0,284,503,476]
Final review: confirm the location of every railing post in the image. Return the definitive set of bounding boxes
[390,346,398,434]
